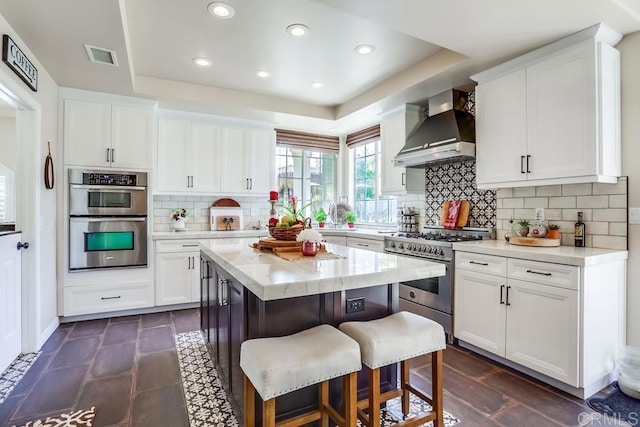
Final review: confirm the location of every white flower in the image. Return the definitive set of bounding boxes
[296,228,323,243]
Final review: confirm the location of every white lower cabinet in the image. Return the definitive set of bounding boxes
[346,237,384,253]
[454,251,617,395]
[63,282,154,316]
[155,240,200,305]
[322,235,347,246]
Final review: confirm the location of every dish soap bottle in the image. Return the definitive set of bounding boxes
[574,211,586,247]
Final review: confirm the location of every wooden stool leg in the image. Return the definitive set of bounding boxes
[244,375,255,427]
[320,380,329,427]
[263,398,276,427]
[432,350,444,427]
[401,359,410,417]
[369,367,381,427]
[343,372,357,426]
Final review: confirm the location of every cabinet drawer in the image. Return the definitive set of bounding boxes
[346,237,384,253]
[64,282,154,316]
[455,252,507,276]
[508,258,579,290]
[155,239,201,253]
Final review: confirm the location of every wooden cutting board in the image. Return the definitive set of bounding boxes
[508,237,560,247]
[439,200,470,228]
[212,198,241,207]
[252,239,301,251]
[215,215,240,231]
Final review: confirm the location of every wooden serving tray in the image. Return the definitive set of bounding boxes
[508,236,560,247]
[252,239,301,251]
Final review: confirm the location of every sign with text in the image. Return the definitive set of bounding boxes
[2,35,38,92]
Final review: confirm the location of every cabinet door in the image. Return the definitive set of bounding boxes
[155,252,194,305]
[157,118,191,192]
[111,105,153,169]
[200,258,209,342]
[475,70,527,186]
[526,41,596,181]
[454,269,507,356]
[191,122,221,193]
[220,126,250,193]
[0,234,21,373]
[64,100,111,167]
[246,128,274,194]
[380,110,424,195]
[506,279,579,386]
[229,279,245,408]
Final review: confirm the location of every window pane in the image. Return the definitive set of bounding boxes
[351,139,395,224]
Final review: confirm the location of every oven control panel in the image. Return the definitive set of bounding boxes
[83,172,139,186]
[384,239,451,261]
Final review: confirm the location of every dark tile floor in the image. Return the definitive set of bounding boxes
[0,309,617,427]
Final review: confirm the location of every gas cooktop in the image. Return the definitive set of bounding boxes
[384,226,494,260]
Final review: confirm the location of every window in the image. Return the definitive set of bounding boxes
[276,147,336,217]
[352,140,396,224]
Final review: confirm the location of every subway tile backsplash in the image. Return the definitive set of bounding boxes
[496,177,628,250]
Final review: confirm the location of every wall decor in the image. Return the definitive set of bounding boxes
[2,35,38,91]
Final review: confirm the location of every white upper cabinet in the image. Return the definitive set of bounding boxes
[380,105,425,195]
[220,126,275,195]
[63,99,153,170]
[472,24,621,189]
[156,118,221,194]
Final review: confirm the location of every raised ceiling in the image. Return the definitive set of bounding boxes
[0,0,639,134]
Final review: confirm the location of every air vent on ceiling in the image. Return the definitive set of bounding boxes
[84,44,118,66]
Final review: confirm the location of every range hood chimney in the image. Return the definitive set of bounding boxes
[393,89,475,168]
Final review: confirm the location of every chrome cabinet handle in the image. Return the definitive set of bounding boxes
[249,178,253,189]
[401,172,406,186]
[182,244,198,247]
[505,286,511,306]
[500,285,505,304]
[107,148,111,162]
[526,155,531,173]
[520,155,525,174]
[111,148,115,163]
[526,269,552,276]
[17,241,30,250]
[357,243,369,247]
[101,295,121,300]
[469,260,489,266]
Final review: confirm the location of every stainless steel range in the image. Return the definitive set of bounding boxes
[384,225,494,341]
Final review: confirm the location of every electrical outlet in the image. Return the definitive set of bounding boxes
[535,208,545,222]
[346,297,365,313]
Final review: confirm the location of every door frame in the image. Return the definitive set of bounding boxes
[0,71,42,353]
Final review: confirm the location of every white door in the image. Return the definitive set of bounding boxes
[505,279,579,386]
[63,100,111,167]
[526,40,597,181]
[0,233,22,372]
[454,269,507,356]
[191,122,221,193]
[246,129,274,194]
[220,126,249,193]
[157,118,191,192]
[156,252,194,305]
[475,69,527,186]
[111,105,153,170]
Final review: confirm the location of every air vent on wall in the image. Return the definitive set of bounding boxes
[84,44,118,66]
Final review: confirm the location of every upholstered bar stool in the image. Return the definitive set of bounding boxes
[240,324,362,427]
[339,311,446,427]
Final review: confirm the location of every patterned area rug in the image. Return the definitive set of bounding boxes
[13,407,96,427]
[175,331,459,427]
[0,352,41,404]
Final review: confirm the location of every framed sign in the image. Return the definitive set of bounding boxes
[2,35,38,92]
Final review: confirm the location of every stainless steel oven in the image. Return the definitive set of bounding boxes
[68,169,148,271]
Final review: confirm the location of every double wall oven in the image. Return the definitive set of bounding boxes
[68,169,148,271]
[384,226,493,342]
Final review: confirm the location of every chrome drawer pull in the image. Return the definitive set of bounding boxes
[101,296,121,300]
[469,261,489,266]
[526,269,552,276]
[182,244,198,247]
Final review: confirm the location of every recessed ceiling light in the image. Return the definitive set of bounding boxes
[311,81,323,89]
[255,70,271,78]
[208,2,235,19]
[355,44,375,55]
[193,57,213,67]
[286,24,309,37]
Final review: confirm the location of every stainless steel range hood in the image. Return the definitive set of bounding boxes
[394,90,475,168]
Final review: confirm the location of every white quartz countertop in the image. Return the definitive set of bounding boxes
[452,240,628,267]
[153,227,393,241]
[199,237,445,301]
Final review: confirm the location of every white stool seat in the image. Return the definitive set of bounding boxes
[240,324,361,401]
[339,311,445,369]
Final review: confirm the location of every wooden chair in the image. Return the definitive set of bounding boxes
[240,324,362,426]
[339,311,446,427]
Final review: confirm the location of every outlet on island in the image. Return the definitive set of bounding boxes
[346,297,365,313]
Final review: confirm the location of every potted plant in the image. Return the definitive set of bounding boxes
[517,219,530,237]
[548,224,561,239]
[170,208,189,231]
[313,207,327,228]
[345,211,356,229]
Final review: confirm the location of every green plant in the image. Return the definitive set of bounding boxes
[313,207,327,222]
[345,211,356,223]
[518,219,529,227]
[281,196,311,221]
[548,223,560,230]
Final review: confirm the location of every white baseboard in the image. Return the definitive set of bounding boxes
[37,317,60,351]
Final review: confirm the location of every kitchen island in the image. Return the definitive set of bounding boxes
[199,237,445,423]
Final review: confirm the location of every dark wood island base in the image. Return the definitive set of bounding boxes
[200,254,400,424]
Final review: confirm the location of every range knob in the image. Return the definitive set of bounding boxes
[397,242,403,249]
[436,248,444,256]
[388,241,395,249]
